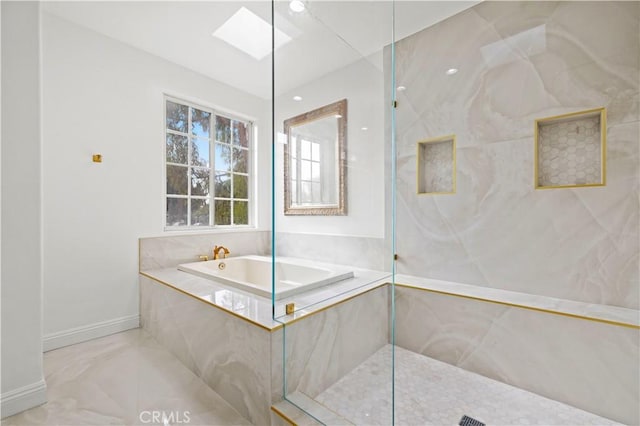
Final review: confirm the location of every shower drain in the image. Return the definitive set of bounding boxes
[459,415,486,426]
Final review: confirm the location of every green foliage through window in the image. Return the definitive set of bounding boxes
[165,97,251,228]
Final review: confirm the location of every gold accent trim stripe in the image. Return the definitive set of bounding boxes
[140,272,273,332]
[602,108,607,185]
[395,283,640,329]
[271,405,298,426]
[534,107,607,190]
[534,183,606,190]
[138,239,142,276]
[416,134,457,195]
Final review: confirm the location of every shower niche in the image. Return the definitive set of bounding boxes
[535,108,606,189]
[417,135,456,195]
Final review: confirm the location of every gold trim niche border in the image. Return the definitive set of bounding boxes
[534,107,607,190]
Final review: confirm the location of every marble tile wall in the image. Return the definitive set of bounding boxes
[388,1,639,308]
[139,231,386,273]
[394,286,640,425]
[139,231,270,271]
[140,275,389,424]
[274,232,388,271]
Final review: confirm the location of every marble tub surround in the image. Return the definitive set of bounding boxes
[140,275,273,425]
[139,230,270,271]
[394,285,640,425]
[1,329,250,426]
[389,1,640,308]
[140,273,390,425]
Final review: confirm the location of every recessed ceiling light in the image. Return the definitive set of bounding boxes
[446,68,459,75]
[396,86,406,91]
[212,7,292,61]
[289,0,305,13]
[293,96,302,101]
[361,127,368,131]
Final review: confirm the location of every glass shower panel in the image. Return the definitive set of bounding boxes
[391,2,639,426]
[271,1,395,423]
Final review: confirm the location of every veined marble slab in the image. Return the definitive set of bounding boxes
[140,275,273,425]
[389,0,639,309]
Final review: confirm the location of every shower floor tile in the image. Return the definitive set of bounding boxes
[315,345,619,426]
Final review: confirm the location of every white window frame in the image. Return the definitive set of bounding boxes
[164,95,254,231]
[293,137,322,204]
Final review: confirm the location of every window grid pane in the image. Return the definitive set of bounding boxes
[166,98,252,228]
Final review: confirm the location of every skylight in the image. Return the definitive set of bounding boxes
[212,7,292,61]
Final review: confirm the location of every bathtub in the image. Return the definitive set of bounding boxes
[178,255,354,300]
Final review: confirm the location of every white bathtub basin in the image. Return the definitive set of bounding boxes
[178,255,354,300]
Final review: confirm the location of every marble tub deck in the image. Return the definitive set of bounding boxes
[141,263,638,331]
[1,329,250,426]
[140,261,391,329]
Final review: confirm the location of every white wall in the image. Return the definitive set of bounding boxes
[1,1,47,417]
[275,57,385,238]
[41,14,271,346]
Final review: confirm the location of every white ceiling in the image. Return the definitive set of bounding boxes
[43,1,479,100]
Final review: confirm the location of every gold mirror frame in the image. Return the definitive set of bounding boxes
[283,99,347,216]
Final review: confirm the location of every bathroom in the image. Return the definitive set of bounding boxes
[1,1,638,425]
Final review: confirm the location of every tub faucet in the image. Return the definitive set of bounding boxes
[213,245,230,260]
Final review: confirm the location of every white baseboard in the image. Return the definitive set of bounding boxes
[43,314,140,352]
[1,379,47,419]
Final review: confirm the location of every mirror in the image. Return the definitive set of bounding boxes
[284,99,347,215]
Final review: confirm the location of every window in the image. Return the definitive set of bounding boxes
[290,136,322,204]
[165,97,251,229]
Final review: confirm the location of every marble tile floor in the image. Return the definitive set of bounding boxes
[315,345,620,426]
[1,329,250,426]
